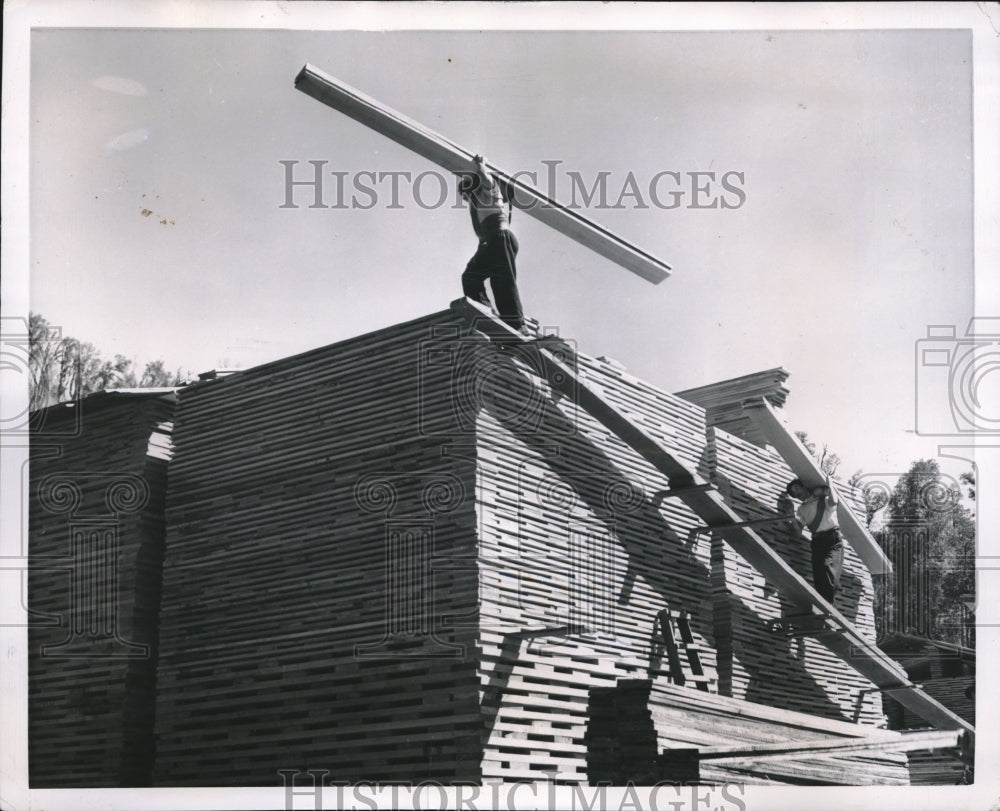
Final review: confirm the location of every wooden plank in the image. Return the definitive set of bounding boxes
[294,64,671,285]
[452,297,976,742]
[647,682,911,785]
[699,728,965,760]
[742,397,892,575]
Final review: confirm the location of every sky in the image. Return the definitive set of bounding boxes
[7,17,1000,482]
[4,5,1000,809]
[21,20,985,482]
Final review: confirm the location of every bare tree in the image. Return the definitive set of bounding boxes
[28,312,187,409]
[794,430,841,477]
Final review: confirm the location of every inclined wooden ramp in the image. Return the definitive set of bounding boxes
[450,297,974,746]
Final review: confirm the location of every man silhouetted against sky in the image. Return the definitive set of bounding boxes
[458,155,526,334]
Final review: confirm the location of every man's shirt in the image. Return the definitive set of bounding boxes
[468,175,510,238]
[796,493,840,534]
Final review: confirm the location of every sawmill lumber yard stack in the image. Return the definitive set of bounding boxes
[703,426,883,722]
[646,680,965,786]
[676,368,790,448]
[28,391,177,787]
[456,300,969,727]
[28,307,971,786]
[878,635,975,784]
[472,318,715,784]
[151,305,926,785]
[153,311,483,784]
[893,676,974,785]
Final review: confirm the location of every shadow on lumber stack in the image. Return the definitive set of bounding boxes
[27,309,961,787]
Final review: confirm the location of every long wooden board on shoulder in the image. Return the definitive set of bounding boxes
[294,64,671,285]
[742,397,893,575]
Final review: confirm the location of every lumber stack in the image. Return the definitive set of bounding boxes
[646,680,911,785]
[28,392,176,787]
[29,307,924,787]
[473,344,720,783]
[871,663,973,785]
[153,311,485,785]
[585,680,664,784]
[884,675,974,735]
[903,748,970,785]
[469,330,898,782]
[676,368,789,447]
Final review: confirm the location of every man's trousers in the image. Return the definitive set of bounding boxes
[461,230,524,330]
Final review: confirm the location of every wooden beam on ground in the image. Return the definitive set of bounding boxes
[294,64,671,285]
[450,297,975,743]
[698,728,966,761]
[742,397,892,574]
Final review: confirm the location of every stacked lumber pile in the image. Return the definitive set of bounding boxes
[883,675,973,784]
[29,391,176,786]
[153,311,485,786]
[903,751,969,785]
[647,680,911,785]
[676,368,789,447]
[30,308,918,787]
[707,426,885,726]
[470,332,899,781]
[474,345,720,783]
[585,680,672,784]
[894,676,975,728]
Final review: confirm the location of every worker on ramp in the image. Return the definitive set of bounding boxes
[786,475,844,605]
[458,155,527,335]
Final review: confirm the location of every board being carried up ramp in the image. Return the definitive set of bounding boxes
[742,397,892,575]
[449,297,974,747]
[294,64,671,285]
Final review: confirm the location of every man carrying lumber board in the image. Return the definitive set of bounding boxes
[786,474,844,604]
[458,155,528,335]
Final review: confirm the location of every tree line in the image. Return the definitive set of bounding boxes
[28,312,188,411]
[868,459,975,647]
[797,431,975,647]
